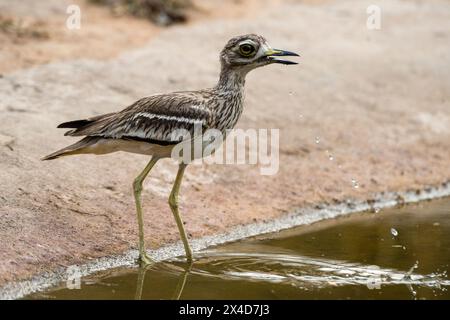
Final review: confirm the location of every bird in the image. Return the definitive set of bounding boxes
[42,34,299,265]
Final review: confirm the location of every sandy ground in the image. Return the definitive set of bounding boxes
[0,0,275,73]
[0,0,450,286]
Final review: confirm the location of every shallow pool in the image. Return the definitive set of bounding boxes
[27,197,450,299]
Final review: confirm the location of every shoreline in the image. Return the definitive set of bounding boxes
[2,181,449,300]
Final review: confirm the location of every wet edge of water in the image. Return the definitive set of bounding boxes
[1,181,450,299]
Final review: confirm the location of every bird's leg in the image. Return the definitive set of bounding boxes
[133,156,159,265]
[168,163,193,262]
[171,262,192,300]
[134,264,150,300]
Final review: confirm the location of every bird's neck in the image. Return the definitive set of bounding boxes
[215,65,247,93]
[212,66,247,131]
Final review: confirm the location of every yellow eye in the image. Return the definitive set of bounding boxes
[239,43,255,56]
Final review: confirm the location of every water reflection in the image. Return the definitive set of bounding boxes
[28,197,450,299]
[134,262,192,300]
[129,249,448,300]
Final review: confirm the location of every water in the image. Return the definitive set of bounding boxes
[27,198,450,299]
[351,178,359,189]
[390,227,399,237]
[325,150,334,161]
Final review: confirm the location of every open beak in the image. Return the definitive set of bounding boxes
[264,48,300,65]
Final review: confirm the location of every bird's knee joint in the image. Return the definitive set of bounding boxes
[133,178,143,192]
[168,195,178,208]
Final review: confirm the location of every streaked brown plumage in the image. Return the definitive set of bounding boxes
[43,34,299,264]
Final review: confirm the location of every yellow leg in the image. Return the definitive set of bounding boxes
[168,163,193,262]
[133,157,159,265]
[134,264,149,300]
[171,262,192,300]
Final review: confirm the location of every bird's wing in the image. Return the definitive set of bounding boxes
[64,92,213,145]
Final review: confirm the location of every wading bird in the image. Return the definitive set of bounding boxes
[43,34,299,265]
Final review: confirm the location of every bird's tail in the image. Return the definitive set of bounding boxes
[41,136,101,160]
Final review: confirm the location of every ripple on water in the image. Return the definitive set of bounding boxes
[26,197,450,300]
[162,251,450,291]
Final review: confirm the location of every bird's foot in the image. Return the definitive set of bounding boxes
[139,252,155,266]
[185,255,194,264]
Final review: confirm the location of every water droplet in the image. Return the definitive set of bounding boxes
[289,91,294,96]
[299,114,303,119]
[390,228,398,237]
[326,150,334,161]
[374,207,380,213]
[315,136,320,144]
[405,261,419,278]
[351,178,359,189]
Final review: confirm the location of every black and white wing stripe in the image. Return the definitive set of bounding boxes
[64,92,213,145]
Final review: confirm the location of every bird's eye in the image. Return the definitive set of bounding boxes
[239,43,255,56]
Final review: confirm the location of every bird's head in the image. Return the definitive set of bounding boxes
[220,34,299,74]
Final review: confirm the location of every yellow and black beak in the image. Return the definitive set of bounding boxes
[264,48,300,65]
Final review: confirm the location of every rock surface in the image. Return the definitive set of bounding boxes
[1,0,450,286]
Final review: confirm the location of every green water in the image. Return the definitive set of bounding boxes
[28,198,450,299]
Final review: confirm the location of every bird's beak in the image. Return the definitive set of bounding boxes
[264,48,300,65]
